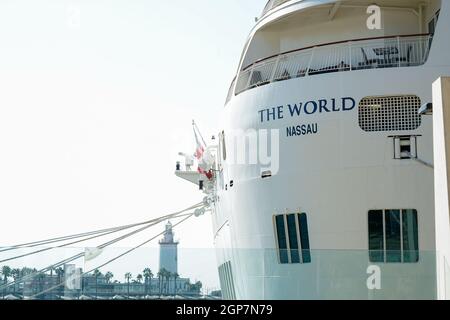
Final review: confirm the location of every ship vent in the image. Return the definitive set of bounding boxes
[359,95,422,132]
[218,261,236,300]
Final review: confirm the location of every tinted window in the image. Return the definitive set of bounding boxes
[299,213,311,263]
[385,210,402,263]
[275,215,288,264]
[368,209,419,263]
[368,210,384,262]
[274,213,311,264]
[402,209,419,263]
[287,214,300,263]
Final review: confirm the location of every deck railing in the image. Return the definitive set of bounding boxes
[225,77,236,105]
[233,34,433,96]
[261,0,291,17]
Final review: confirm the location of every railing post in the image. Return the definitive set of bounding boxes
[246,66,254,90]
[306,47,315,76]
[348,41,352,71]
[397,36,401,67]
[424,34,432,63]
[270,56,281,82]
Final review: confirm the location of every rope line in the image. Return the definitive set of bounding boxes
[30,214,194,299]
[0,202,202,253]
[0,212,192,265]
[0,202,203,291]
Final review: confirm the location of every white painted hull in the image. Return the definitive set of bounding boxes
[210,0,450,299]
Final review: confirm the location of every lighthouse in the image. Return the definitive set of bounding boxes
[159,221,179,274]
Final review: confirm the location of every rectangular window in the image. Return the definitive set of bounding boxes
[402,209,419,263]
[287,214,300,263]
[275,215,289,264]
[368,209,419,263]
[368,210,384,262]
[299,213,311,263]
[274,213,311,264]
[385,210,402,263]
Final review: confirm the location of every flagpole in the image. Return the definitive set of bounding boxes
[192,120,207,147]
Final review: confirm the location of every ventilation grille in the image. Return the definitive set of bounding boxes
[359,96,422,132]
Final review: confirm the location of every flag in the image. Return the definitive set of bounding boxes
[193,121,213,180]
[84,247,104,262]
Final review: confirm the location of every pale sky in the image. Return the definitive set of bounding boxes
[0,0,263,290]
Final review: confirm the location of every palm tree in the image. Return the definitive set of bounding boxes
[105,271,114,284]
[55,267,64,287]
[11,268,21,295]
[53,267,65,297]
[93,269,102,299]
[173,273,179,295]
[165,271,172,295]
[124,272,132,299]
[136,274,143,284]
[158,268,169,295]
[20,267,32,277]
[37,273,46,299]
[157,270,163,295]
[48,268,55,300]
[143,268,153,295]
[194,281,203,295]
[184,279,191,293]
[1,265,12,298]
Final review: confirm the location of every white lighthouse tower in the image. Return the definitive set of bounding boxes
[159,221,179,274]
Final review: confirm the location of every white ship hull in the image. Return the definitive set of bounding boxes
[209,0,450,300]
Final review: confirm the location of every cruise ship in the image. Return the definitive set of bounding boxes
[176,0,450,299]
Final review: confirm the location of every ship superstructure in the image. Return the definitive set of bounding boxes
[177,0,450,299]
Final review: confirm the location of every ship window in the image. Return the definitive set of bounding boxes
[287,214,300,263]
[369,210,384,262]
[274,213,311,264]
[299,213,311,263]
[358,95,422,132]
[275,215,289,264]
[385,210,402,263]
[402,209,419,263]
[368,209,419,263]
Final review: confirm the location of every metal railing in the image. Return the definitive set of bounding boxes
[261,0,291,17]
[225,77,236,105]
[234,34,433,96]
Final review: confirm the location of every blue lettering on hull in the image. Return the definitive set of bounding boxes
[286,123,319,137]
[259,97,356,124]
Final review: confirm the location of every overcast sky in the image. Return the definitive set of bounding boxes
[0,0,263,289]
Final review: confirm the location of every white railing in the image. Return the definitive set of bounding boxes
[225,77,236,105]
[261,0,291,17]
[234,34,433,95]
